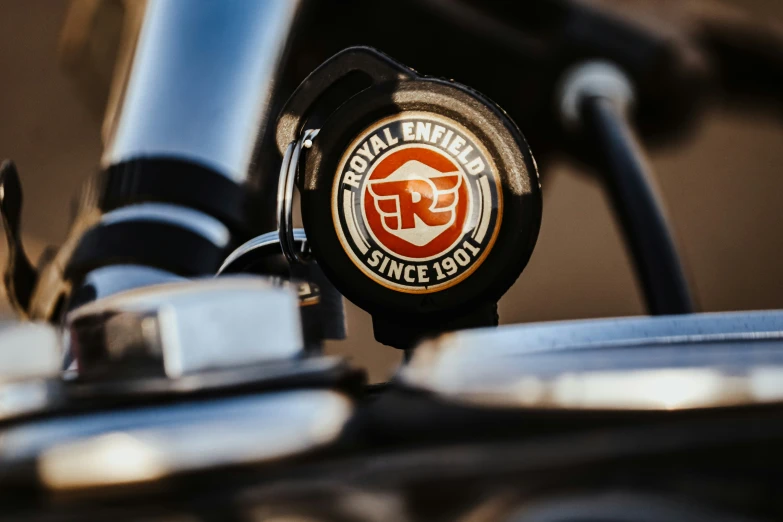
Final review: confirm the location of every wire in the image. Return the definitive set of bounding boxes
[581,96,695,315]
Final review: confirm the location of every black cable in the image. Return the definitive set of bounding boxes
[581,96,694,315]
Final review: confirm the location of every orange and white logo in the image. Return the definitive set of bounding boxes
[369,160,461,246]
[333,112,501,293]
[365,148,469,260]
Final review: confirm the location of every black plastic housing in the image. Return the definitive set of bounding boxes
[280,47,542,347]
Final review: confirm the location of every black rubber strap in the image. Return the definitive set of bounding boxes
[86,159,254,237]
[65,220,228,280]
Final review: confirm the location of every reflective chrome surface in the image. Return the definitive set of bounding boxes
[104,0,303,181]
[0,379,63,422]
[402,311,783,410]
[0,390,352,490]
[0,322,61,382]
[0,323,64,421]
[78,264,184,302]
[65,356,352,400]
[412,311,783,357]
[217,230,347,343]
[68,277,303,378]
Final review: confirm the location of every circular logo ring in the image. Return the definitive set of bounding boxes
[332,111,503,294]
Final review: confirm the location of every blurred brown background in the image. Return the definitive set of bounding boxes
[1,0,782,381]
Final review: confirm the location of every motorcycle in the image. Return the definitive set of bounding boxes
[1,0,783,520]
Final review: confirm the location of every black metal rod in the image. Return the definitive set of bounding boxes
[581,96,694,315]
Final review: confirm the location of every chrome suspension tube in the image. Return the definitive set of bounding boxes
[104,0,302,182]
[58,0,304,311]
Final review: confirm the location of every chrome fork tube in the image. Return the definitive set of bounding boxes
[57,0,304,311]
[104,0,302,182]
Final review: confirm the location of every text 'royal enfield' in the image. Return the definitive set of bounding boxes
[275,47,542,349]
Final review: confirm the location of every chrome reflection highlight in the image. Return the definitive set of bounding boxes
[15,390,353,490]
[67,277,304,378]
[79,264,184,301]
[0,322,61,382]
[402,311,783,410]
[104,0,302,181]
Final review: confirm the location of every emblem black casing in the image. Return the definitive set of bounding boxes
[276,47,541,349]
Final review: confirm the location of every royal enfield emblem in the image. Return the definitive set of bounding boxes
[333,112,502,293]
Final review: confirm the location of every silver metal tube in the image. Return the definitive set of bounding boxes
[103,0,302,182]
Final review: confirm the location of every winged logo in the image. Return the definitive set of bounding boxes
[367,160,463,247]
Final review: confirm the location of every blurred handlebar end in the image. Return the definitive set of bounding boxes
[58,0,147,146]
